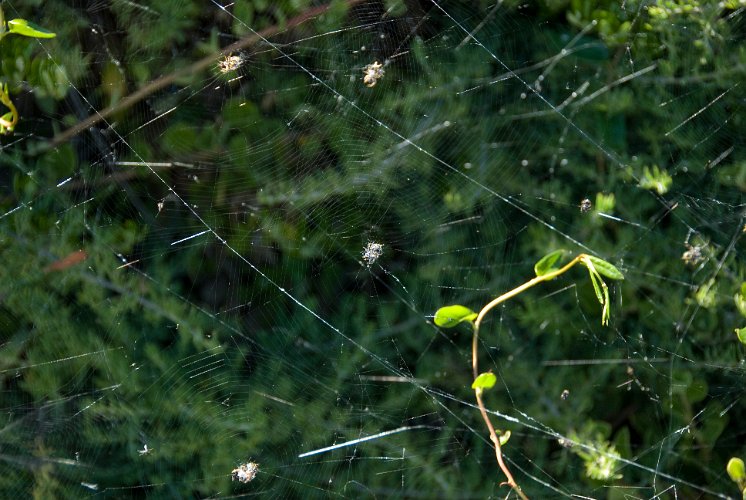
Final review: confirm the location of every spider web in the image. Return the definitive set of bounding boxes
[1,0,744,498]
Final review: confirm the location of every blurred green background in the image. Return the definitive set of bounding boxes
[1,0,745,497]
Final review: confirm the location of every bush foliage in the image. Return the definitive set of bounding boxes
[1,0,745,497]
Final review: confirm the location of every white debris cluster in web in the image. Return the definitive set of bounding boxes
[231,462,259,483]
[218,53,245,74]
[362,241,384,266]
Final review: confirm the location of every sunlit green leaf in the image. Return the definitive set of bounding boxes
[595,192,615,213]
[584,255,624,280]
[7,18,57,38]
[434,305,476,328]
[735,327,746,345]
[0,111,14,134]
[727,457,746,482]
[695,279,717,309]
[639,165,672,195]
[471,372,497,390]
[498,430,511,446]
[587,268,604,305]
[534,249,565,276]
[0,84,11,106]
[735,284,746,318]
[601,299,610,326]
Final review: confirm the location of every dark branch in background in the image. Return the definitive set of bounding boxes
[44,0,365,151]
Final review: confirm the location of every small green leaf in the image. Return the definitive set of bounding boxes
[735,284,746,318]
[584,255,624,280]
[735,327,746,345]
[727,457,746,483]
[434,305,476,328]
[7,18,57,38]
[601,298,610,326]
[639,165,672,195]
[587,269,604,305]
[0,85,11,107]
[534,249,565,277]
[498,430,511,446]
[0,111,14,134]
[472,372,497,390]
[595,192,615,213]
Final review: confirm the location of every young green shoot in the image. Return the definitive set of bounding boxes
[0,7,56,134]
[727,457,746,499]
[434,251,624,498]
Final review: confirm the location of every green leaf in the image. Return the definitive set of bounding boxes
[471,372,497,390]
[736,327,746,345]
[534,249,565,276]
[584,255,624,280]
[0,111,14,134]
[7,18,57,38]
[601,300,610,326]
[498,430,511,446]
[434,305,476,328]
[727,457,746,483]
[587,269,604,305]
[639,165,672,195]
[0,84,11,106]
[735,283,746,318]
[595,192,616,213]
[585,261,613,325]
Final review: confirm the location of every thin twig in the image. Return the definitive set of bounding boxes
[472,325,529,500]
[475,388,528,500]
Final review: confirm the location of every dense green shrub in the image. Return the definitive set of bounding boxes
[1,0,744,497]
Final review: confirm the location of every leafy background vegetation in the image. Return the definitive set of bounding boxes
[1,0,745,497]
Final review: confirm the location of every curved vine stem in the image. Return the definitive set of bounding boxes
[470,254,588,499]
[433,252,621,495]
[0,84,19,134]
[472,321,529,500]
[474,255,584,332]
